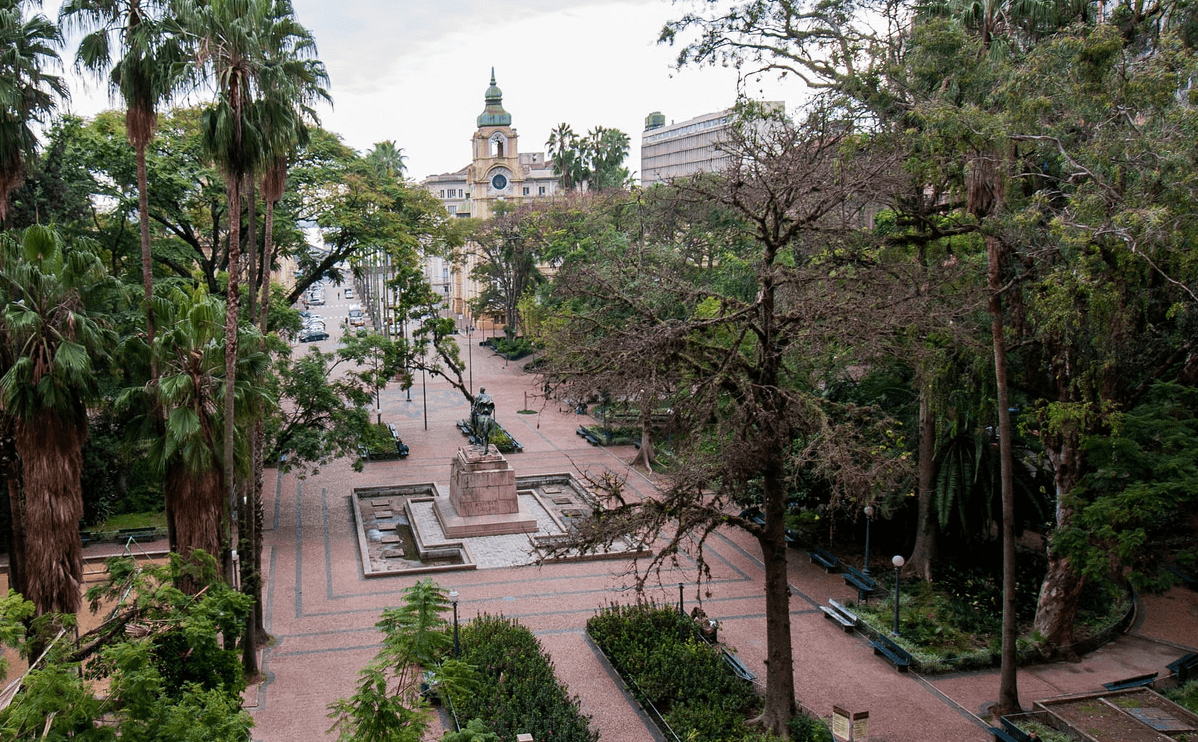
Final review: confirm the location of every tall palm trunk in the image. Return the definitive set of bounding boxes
[167,462,224,591]
[15,411,85,617]
[1,420,26,599]
[130,108,176,553]
[223,172,243,586]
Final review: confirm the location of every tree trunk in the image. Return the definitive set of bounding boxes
[168,462,224,593]
[989,234,1022,717]
[753,460,796,735]
[1,421,27,599]
[906,382,938,582]
[1034,423,1086,653]
[14,411,85,617]
[223,174,243,585]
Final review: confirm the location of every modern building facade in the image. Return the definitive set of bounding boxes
[640,103,785,187]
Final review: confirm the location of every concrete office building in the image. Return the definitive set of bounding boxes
[640,103,785,187]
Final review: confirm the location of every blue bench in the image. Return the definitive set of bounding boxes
[576,425,602,445]
[870,633,912,673]
[1164,564,1198,591]
[997,718,1033,742]
[990,726,1022,742]
[808,545,840,572]
[1168,652,1198,684]
[1102,672,1157,691]
[842,565,880,601]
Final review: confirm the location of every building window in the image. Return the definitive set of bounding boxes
[523,187,530,195]
[439,190,445,198]
[458,189,464,198]
[539,186,546,195]
[447,205,457,215]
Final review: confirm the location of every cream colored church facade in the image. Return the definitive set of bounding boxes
[420,71,562,332]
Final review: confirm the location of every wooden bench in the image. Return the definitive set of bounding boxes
[721,647,757,682]
[1168,652,1198,684]
[1102,672,1157,691]
[870,633,912,673]
[819,599,858,631]
[808,545,840,572]
[842,565,880,601]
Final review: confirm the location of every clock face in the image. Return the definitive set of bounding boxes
[491,173,508,191]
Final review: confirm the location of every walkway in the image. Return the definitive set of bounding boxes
[248,298,1198,742]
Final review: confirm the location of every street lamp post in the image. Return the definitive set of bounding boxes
[863,505,875,575]
[467,324,473,396]
[892,555,905,636]
[449,589,460,658]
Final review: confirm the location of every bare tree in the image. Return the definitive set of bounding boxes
[537,106,954,734]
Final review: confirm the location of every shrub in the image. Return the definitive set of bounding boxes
[1164,679,1198,715]
[586,601,768,742]
[451,614,597,742]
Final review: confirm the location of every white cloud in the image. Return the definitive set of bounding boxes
[47,0,802,184]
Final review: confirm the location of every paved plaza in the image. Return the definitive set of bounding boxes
[242,303,1198,742]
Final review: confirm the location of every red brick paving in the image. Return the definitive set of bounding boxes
[243,318,1198,742]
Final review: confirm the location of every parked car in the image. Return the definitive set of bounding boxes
[308,294,325,306]
[344,287,354,299]
[298,328,329,342]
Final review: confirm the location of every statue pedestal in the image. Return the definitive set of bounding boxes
[434,447,538,537]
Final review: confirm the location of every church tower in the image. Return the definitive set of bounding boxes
[468,69,523,220]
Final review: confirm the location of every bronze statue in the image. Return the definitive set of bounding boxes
[470,388,496,454]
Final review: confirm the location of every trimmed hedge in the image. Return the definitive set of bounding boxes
[452,614,597,742]
[586,601,762,742]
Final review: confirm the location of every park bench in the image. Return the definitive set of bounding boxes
[870,633,912,673]
[736,508,800,546]
[989,726,1023,742]
[576,425,602,445]
[1102,671,1158,691]
[819,599,857,632]
[842,564,880,601]
[1164,564,1198,591]
[808,545,840,572]
[997,717,1033,742]
[1168,652,1198,684]
[118,527,158,542]
[387,424,409,457]
[720,647,757,682]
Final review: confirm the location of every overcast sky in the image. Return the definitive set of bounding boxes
[53,0,798,184]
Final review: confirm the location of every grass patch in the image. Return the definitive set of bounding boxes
[89,511,167,533]
[849,564,1129,673]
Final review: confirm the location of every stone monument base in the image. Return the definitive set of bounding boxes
[434,447,538,537]
[433,497,538,538]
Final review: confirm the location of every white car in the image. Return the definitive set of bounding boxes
[344,288,354,299]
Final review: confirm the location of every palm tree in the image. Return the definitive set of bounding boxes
[0,225,116,621]
[365,140,406,181]
[546,122,578,190]
[171,0,311,581]
[245,10,327,673]
[0,1,68,225]
[120,286,271,587]
[60,0,182,368]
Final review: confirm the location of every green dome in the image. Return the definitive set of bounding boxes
[477,68,511,127]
